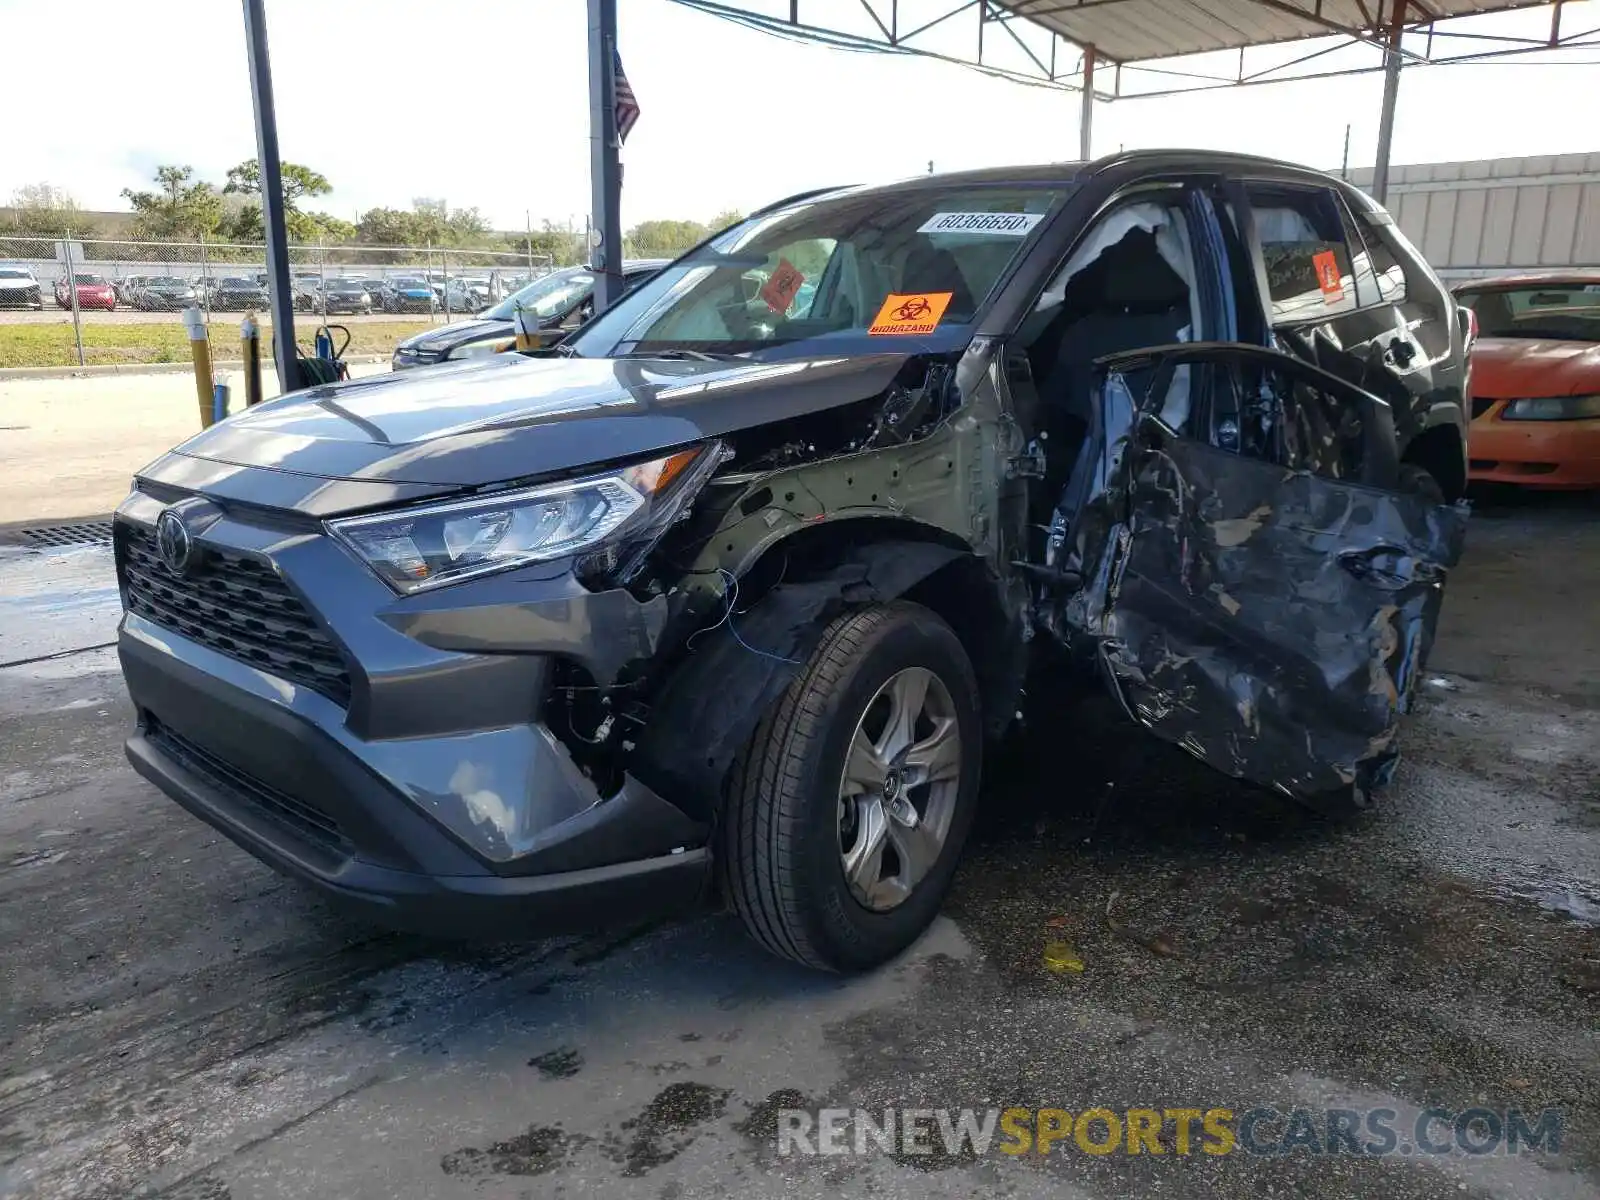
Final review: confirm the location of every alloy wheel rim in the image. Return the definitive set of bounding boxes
[837,666,962,912]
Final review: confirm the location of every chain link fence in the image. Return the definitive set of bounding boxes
[0,233,556,368]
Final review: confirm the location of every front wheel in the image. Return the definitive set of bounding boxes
[719,602,981,972]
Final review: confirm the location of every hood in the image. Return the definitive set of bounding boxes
[145,351,911,500]
[0,277,36,290]
[1470,337,1600,397]
[397,318,511,353]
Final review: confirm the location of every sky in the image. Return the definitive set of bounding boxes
[2,0,1597,233]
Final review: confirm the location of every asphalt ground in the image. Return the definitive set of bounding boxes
[0,488,1596,1200]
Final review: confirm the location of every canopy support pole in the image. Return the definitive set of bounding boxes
[241,0,300,393]
[1371,0,1407,204]
[1079,46,1095,160]
[588,0,625,311]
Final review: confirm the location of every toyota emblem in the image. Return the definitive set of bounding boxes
[155,508,193,575]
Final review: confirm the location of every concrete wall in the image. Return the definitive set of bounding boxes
[1348,153,1600,278]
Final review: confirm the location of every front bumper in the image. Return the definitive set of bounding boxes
[114,487,707,936]
[1469,410,1600,489]
[0,287,41,307]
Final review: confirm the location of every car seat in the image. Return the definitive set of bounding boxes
[900,246,977,317]
[1039,229,1191,464]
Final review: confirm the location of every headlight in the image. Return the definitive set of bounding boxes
[1500,394,1600,421]
[446,338,515,361]
[327,446,719,594]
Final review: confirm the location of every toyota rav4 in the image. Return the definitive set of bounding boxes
[115,152,1469,971]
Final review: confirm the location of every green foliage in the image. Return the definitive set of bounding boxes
[1,183,102,239]
[706,209,745,232]
[625,218,708,259]
[121,166,223,240]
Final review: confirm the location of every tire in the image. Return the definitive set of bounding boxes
[719,601,982,972]
[1398,463,1446,506]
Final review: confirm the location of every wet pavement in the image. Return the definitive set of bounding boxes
[1,492,1596,1200]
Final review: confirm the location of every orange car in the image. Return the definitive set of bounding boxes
[1454,271,1600,489]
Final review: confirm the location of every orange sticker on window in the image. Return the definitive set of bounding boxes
[868,292,953,336]
[1313,249,1344,303]
[759,258,806,313]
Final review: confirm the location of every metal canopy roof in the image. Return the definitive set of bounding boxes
[995,0,1557,65]
[668,0,1599,97]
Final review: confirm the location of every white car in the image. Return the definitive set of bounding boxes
[0,265,43,310]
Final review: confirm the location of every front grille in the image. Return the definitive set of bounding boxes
[117,521,353,708]
[1471,397,1498,420]
[146,717,351,860]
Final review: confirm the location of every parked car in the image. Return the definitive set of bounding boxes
[116,276,148,306]
[135,276,198,311]
[391,260,666,369]
[380,277,437,314]
[1453,272,1600,489]
[54,272,117,311]
[321,278,374,315]
[113,153,1469,971]
[291,274,325,311]
[208,276,271,311]
[0,265,44,309]
[442,276,491,314]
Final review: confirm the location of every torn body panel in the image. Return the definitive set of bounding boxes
[623,342,1034,816]
[1051,350,1468,804]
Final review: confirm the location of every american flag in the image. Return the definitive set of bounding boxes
[613,49,640,144]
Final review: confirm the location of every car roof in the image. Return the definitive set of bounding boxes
[1452,270,1600,291]
[778,149,1365,210]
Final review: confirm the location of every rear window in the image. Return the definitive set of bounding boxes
[1245,183,1359,322]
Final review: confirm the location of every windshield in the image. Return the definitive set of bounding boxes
[567,184,1068,359]
[0,268,33,279]
[329,280,364,290]
[1457,284,1600,342]
[392,278,427,289]
[73,274,105,284]
[485,270,595,321]
[221,278,255,287]
[149,277,185,287]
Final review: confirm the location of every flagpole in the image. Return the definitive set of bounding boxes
[587,0,624,312]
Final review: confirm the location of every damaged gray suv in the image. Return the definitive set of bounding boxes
[115,151,1469,971]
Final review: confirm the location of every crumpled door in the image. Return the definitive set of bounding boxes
[1053,341,1468,807]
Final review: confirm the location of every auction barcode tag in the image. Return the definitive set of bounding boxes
[917,212,1043,237]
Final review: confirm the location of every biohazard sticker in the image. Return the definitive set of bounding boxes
[868,292,954,336]
[759,258,806,313]
[917,211,1042,237]
[1312,250,1345,303]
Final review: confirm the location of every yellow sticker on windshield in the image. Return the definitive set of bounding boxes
[869,292,953,336]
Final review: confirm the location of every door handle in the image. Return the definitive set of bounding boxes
[1338,545,1413,590]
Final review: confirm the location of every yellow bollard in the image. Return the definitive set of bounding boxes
[240,312,263,408]
[183,307,215,429]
